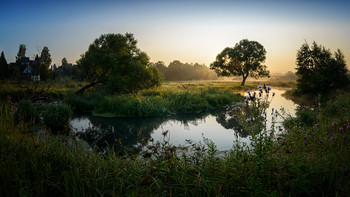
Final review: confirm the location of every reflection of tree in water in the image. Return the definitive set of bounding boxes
[78,116,167,154]
[212,111,248,138]
[74,110,247,154]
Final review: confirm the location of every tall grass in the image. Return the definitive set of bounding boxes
[1,88,350,196]
[65,87,243,117]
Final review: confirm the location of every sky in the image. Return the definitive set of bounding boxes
[1,0,350,73]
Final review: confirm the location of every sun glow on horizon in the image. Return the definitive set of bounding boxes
[1,0,349,74]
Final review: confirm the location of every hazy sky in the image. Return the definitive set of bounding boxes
[1,0,349,73]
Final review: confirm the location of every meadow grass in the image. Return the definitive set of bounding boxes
[1,90,350,196]
[64,80,295,117]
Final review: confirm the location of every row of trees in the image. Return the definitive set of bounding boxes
[2,34,348,96]
[0,44,52,80]
[152,60,217,81]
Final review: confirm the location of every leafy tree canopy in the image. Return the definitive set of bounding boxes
[39,46,52,80]
[296,41,349,95]
[76,33,161,94]
[210,39,270,86]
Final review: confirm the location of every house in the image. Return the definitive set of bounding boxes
[17,57,40,81]
[22,65,32,80]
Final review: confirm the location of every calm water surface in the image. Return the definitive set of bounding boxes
[70,89,297,152]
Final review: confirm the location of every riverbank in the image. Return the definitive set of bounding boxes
[1,89,349,196]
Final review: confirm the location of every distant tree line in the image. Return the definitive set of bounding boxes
[152,60,217,81]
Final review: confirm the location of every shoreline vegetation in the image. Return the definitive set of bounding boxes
[1,79,350,196]
[1,80,350,196]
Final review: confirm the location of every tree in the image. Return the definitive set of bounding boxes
[210,39,270,86]
[76,33,161,94]
[39,46,52,80]
[61,57,68,65]
[0,51,8,79]
[296,41,349,95]
[16,44,26,61]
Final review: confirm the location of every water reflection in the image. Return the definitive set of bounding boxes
[70,89,297,153]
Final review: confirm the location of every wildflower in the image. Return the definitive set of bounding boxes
[333,121,337,125]
[247,90,251,94]
[303,141,306,145]
[272,92,275,97]
[258,85,262,89]
[276,153,280,155]
[246,118,251,123]
[319,140,322,143]
[282,140,286,143]
[343,136,346,139]
[347,125,350,129]
[303,136,306,139]
[339,127,344,131]
[267,86,271,91]
[315,123,319,127]
[330,136,334,141]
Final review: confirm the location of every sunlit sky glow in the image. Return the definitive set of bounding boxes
[1,0,349,73]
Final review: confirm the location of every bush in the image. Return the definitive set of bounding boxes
[43,104,72,132]
[15,100,38,122]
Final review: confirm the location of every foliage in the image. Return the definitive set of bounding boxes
[15,99,38,122]
[61,57,68,65]
[39,46,52,80]
[67,88,243,117]
[77,33,161,94]
[42,104,72,131]
[16,44,26,61]
[295,41,349,96]
[0,51,8,79]
[152,60,217,81]
[1,94,350,196]
[210,39,270,86]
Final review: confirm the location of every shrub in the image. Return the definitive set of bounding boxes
[15,100,38,122]
[43,104,72,132]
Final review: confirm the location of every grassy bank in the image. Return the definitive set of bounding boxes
[1,90,349,196]
[65,87,243,117]
[64,80,295,117]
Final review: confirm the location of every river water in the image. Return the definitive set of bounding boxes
[70,89,297,152]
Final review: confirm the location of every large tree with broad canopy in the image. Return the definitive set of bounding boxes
[210,39,270,86]
[76,33,161,94]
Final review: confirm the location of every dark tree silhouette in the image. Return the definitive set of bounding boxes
[0,51,8,79]
[39,46,52,80]
[16,44,26,61]
[61,57,68,65]
[76,33,161,94]
[296,41,349,95]
[210,39,270,86]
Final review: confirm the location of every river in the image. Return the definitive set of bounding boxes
[70,89,297,152]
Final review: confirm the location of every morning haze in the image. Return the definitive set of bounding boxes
[1,0,349,74]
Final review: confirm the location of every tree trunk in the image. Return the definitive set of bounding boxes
[75,81,97,95]
[241,75,248,86]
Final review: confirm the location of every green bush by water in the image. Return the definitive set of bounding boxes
[42,104,73,131]
[15,99,38,122]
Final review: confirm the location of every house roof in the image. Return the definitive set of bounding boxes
[23,66,32,74]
